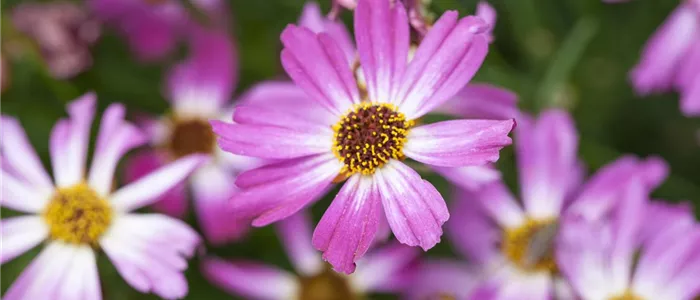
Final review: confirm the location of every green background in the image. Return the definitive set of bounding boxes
[2,0,699,299]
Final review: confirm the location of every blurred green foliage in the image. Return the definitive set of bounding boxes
[1,0,699,299]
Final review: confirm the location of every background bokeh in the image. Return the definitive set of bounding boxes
[2,0,699,298]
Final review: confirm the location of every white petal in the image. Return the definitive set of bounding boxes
[0,216,48,264]
[110,154,208,212]
[1,169,51,213]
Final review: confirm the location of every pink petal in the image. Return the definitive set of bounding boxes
[630,3,698,94]
[275,211,323,276]
[4,243,99,300]
[111,154,208,212]
[54,93,96,187]
[352,242,420,292]
[191,165,249,245]
[406,260,479,300]
[375,160,449,250]
[447,189,501,264]
[639,201,695,246]
[516,110,579,219]
[280,25,360,117]
[403,119,514,167]
[0,116,52,189]
[200,257,298,299]
[123,150,189,218]
[211,120,332,159]
[100,214,199,299]
[88,104,147,196]
[476,1,496,42]
[432,165,502,191]
[395,14,489,119]
[233,105,332,133]
[432,83,518,120]
[231,154,342,226]
[680,74,700,116]
[607,179,646,292]
[469,181,525,228]
[354,0,409,103]
[0,168,51,213]
[298,2,355,63]
[167,26,236,116]
[119,7,182,62]
[312,174,381,274]
[236,81,336,125]
[0,216,48,264]
[569,156,667,221]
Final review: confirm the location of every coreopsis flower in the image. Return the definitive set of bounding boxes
[213,0,515,273]
[11,2,101,78]
[630,0,700,116]
[0,93,205,299]
[88,0,228,61]
[558,183,700,300]
[443,110,670,299]
[124,26,255,245]
[201,212,418,299]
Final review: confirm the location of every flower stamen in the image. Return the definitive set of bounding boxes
[43,183,113,245]
[332,103,413,175]
[501,218,558,273]
[168,118,216,158]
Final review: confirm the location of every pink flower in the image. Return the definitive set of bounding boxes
[201,211,419,299]
[213,0,515,274]
[11,2,101,79]
[123,25,255,245]
[88,0,228,61]
[0,93,205,299]
[630,0,700,116]
[558,185,700,299]
[440,110,670,299]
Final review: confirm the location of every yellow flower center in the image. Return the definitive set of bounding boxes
[501,218,558,273]
[43,183,113,245]
[332,103,413,175]
[608,291,645,300]
[168,118,216,158]
[298,268,359,300]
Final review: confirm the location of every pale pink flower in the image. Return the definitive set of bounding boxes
[1,93,205,299]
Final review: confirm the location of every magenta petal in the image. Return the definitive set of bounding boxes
[432,83,519,120]
[680,74,700,116]
[233,105,332,132]
[312,175,381,274]
[123,150,189,218]
[236,81,337,125]
[191,166,249,245]
[639,201,695,247]
[432,165,501,191]
[275,211,323,276]
[167,26,236,114]
[406,260,478,300]
[211,120,331,159]
[608,179,647,291]
[354,0,409,103]
[280,25,360,116]
[119,8,182,62]
[375,161,449,250]
[231,154,342,226]
[352,242,420,293]
[448,189,501,264]
[403,119,514,167]
[396,15,489,119]
[516,110,579,219]
[200,257,298,299]
[298,2,355,63]
[476,1,497,42]
[630,3,698,95]
[569,156,668,220]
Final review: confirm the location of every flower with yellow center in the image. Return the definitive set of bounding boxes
[1,94,205,299]
[214,0,514,275]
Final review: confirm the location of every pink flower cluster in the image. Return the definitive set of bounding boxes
[1,0,699,300]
